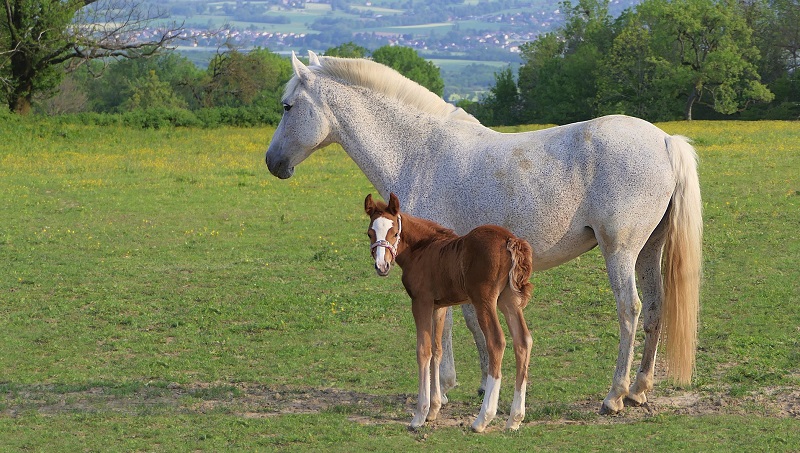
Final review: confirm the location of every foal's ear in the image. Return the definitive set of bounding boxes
[364,194,376,215]
[291,51,315,84]
[388,193,400,215]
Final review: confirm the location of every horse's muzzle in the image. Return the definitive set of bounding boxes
[265,153,294,179]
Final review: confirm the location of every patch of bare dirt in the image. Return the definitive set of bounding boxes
[2,382,797,429]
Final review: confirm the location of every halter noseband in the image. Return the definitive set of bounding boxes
[370,214,402,259]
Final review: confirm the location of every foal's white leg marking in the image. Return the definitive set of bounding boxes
[370,217,394,274]
[428,308,447,421]
[472,375,501,433]
[507,379,527,431]
[412,354,432,429]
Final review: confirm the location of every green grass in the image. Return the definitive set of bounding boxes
[1,117,798,449]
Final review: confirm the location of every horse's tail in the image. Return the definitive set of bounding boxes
[506,237,534,308]
[663,135,703,386]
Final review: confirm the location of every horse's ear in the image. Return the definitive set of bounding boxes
[364,194,376,215]
[291,51,315,84]
[388,193,400,215]
[308,50,321,66]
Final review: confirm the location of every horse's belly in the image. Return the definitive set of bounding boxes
[529,231,598,271]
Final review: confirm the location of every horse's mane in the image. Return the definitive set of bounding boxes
[285,56,480,124]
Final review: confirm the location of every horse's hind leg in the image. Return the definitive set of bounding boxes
[598,249,642,415]
[497,288,532,430]
[627,227,668,406]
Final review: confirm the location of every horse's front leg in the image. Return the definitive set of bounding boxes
[438,307,456,402]
[460,303,489,395]
[411,298,434,429]
[427,306,448,422]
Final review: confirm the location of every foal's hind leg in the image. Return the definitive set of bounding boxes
[469,289,506,433]
[497,288,532,430]
[598,250,642,415]
[627,230,667,407]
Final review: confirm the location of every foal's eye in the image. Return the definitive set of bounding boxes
[282,103,292,112]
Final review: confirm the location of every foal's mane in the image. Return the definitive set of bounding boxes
[285,56,480,124]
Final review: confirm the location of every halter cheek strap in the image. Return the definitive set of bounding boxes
[370,215,402,259]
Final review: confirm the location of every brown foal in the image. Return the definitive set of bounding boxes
[365,193,534,432]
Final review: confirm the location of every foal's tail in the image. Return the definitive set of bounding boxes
[663,135,703,386]
[506,237,534,308]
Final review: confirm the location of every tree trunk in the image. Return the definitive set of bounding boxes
[684,85,699,121]
[11,93,33,116]
[10,50,35,115]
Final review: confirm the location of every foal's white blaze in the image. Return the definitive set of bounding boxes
[472,375,501,432]
[371,217,394,274]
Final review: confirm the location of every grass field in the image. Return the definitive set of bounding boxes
[1,117,798,450]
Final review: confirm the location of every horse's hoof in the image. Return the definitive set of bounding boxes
[471,422,487,433]
[624,394,646,407]
[505,421,522,431]
[598,401,621,416]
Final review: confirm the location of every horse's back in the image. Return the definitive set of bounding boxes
[456,115,677,268]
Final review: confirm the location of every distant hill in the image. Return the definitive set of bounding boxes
[160,0,641,99]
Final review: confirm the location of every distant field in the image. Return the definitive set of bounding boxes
[0,118,797,450]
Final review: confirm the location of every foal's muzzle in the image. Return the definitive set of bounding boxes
[375,261,391,277]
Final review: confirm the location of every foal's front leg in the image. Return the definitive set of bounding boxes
[410,299,434,429]
[427,307,448,422]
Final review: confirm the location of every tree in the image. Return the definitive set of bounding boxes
[475,67,521,126]
[200,48,292,109]
[120,70,186,111]
[84,52,200,112]
[516,0,613,124]
[595,13,684,120]
[0,0,184,115]
[371,45,445,96]
[638,0,773,119]
[323,41,369,58]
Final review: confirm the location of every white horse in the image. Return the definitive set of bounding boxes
[266,51,702,417]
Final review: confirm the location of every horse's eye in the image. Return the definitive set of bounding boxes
[283,103,292,112]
